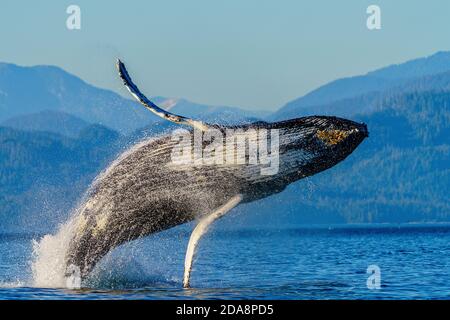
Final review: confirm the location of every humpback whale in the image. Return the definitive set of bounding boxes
[64,60,368,287]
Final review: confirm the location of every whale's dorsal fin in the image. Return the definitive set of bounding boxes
[116,59,210,131]
[183,194,242,288]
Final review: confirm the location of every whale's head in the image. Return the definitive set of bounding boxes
[274,116,368,182]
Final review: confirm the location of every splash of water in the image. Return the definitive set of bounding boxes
[31,216,79,288]
[30,137,160,289]
[0,280,25,288]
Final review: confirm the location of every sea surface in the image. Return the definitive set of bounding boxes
[0,223,449,299]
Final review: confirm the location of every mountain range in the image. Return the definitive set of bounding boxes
[0,62,262,135]
[272,51,450,119]
[1,52,449,231]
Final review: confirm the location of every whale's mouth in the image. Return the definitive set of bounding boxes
[358,122,369,138]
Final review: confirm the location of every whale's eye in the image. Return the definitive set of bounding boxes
[316,129,350,146]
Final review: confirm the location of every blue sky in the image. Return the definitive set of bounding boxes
[1,0,449,111]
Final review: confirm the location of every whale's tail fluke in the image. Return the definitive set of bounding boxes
[116,59,210,131]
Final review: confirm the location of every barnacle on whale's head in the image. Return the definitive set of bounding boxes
[316,129,351,145]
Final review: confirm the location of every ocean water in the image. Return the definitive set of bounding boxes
[0,223,449,299]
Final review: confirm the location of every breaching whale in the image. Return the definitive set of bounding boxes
[64,60,368,287]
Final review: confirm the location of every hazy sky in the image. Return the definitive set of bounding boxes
[1,0,449,111]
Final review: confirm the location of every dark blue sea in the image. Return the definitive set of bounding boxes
[0,223,449,299]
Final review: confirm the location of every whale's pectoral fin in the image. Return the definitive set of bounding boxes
[183,194,243,288]
[116,59,210,131]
